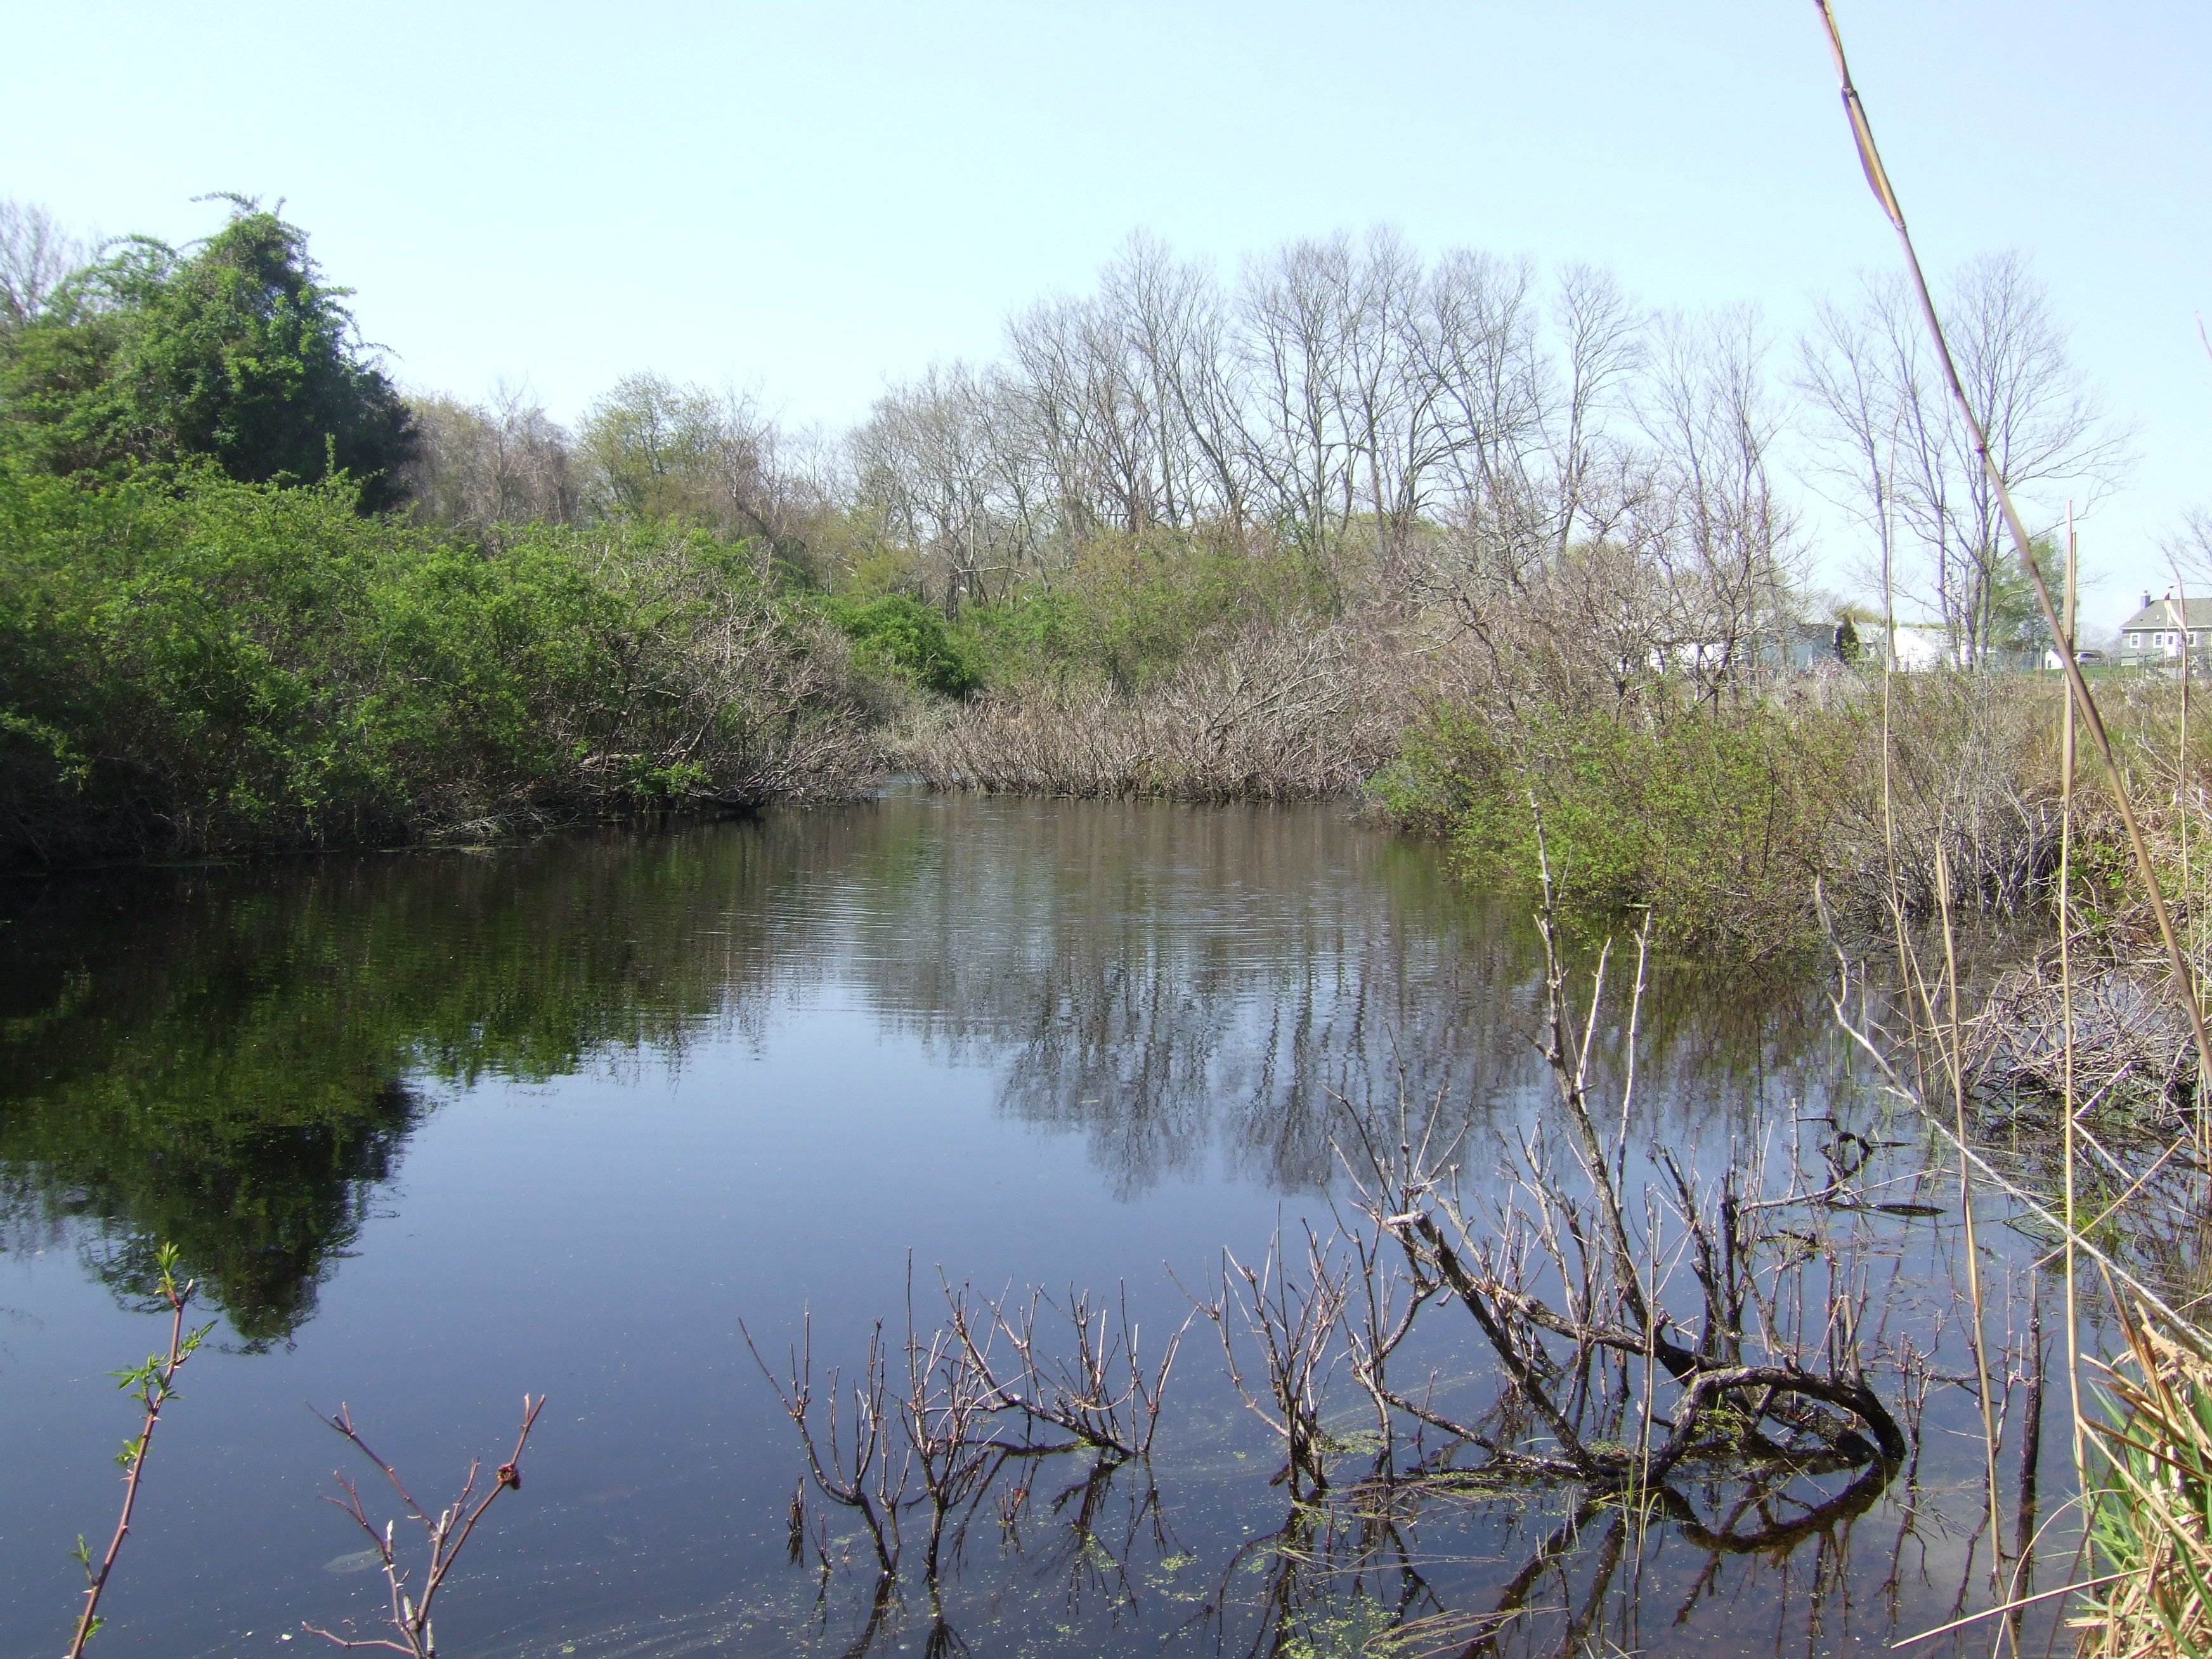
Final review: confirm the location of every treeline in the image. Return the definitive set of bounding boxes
[0,467,878,863]
[0,197,2156,946]
[402,229,2112,672]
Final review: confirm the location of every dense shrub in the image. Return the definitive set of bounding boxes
[0,464,876,864]
[953,531,1334,694]
[1377,699,1837,951]
[1375,676,2074,954]
[825,591,980,698]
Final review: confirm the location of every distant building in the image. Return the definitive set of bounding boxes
[2119,591,2212,660]
[1785,621,1854,671]
[2043,646,2107,671]
[1890,623,1955,670]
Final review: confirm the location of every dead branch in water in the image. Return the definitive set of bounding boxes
[742,1312,909,1580]
[1188,1229,1353,1496]
[1316,850,1906,1500]
[756,861,1917,1655]
[747,1273,1184,1656]
[301,1393,545,1659]
[939,1275,1186,1461]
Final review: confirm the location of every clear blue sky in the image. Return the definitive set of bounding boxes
[4,1,2205,624]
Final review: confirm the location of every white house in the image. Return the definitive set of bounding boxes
[2043,646,2109,670]
[1889,624,1954,670]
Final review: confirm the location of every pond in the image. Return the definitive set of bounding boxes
[1,794,2068,1657]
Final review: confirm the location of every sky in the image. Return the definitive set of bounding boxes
[3,0,2206,628]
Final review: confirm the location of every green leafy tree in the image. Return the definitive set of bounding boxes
[1987,532,2067,657]
[0,198,415,509]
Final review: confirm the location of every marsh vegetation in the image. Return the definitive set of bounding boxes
[8,18,2212,1655]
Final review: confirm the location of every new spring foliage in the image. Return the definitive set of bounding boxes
[0,462,875,864]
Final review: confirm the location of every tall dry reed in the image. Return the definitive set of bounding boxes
[1812,6,2212,1654]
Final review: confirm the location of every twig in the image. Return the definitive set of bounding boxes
[65,1244,212,1659]
[301,1393,545,1658]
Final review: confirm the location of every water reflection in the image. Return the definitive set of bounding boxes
[0,798,1854,1346]
[2,797,2042,1659]
[0,833,758,1341]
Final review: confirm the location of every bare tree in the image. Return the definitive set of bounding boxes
[1549,263,1644,561]
[1799,283,1920,667]
[0,197,87,335]
[2168,507,2212,595]
[850,361,1049,609]
[1415,263,1669,714]
[1799,257,2127,663]
[1110,232,1252,531]
[1639,305,1802,701]
[1237,236,1360,565]
[1948,254,2133,658]
[404,379,581,533]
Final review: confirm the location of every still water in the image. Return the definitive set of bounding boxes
[1,795,2059,1656]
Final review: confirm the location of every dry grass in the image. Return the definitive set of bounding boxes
[897,618,1428,802]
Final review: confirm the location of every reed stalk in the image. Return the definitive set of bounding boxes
[1812,0,2212,1124]
[1933,845,2007,1574]
[2074,1312,2212,1657]
[1814,16,2212,1641]
[2063,505,2086,1498]
[2050,297,2212,1659]
[2170,558,2212,1150]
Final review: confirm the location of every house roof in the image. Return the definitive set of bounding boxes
[2121,595,2212,632]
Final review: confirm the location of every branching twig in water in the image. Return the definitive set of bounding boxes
[741,1313,907,1580]
[1326,826,1907,1495]
[939,1275,1187,1461]
[1187,1229,1350,1495]
[65,1243,212,1659]
[301,1393,545,1658]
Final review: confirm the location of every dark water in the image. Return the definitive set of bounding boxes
[0,795,2064,1657]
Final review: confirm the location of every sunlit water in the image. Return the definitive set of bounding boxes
[0,795,2071,1656]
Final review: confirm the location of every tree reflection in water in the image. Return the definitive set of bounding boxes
[0,798,1842,1344]
[0,798,2059,1655]
[0,828,782,1343]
